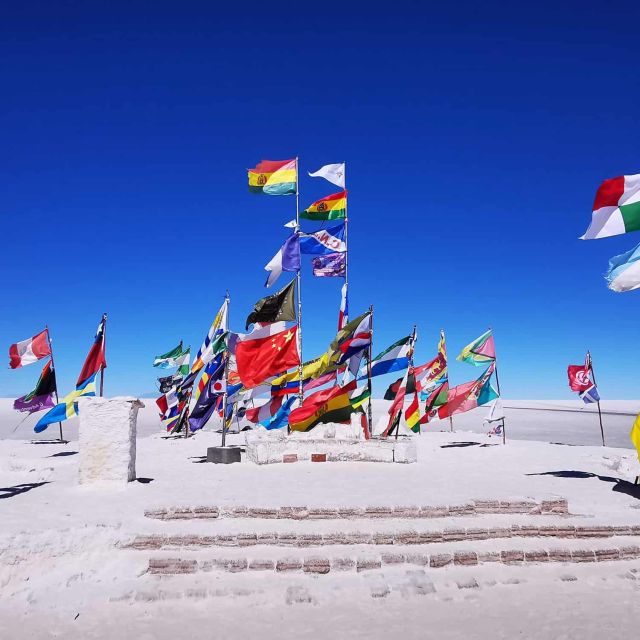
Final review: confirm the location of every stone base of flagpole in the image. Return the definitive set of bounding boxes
[207,446,241,464]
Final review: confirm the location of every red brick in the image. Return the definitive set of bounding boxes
[303,557,331,574]
[430,553,453,568]
[454,551,478,566]
[311,453,327,462]
[283,454,298,463]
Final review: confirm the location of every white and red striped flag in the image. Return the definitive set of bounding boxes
[9,329,51,369]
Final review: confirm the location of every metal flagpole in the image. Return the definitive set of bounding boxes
[343,161,348,323]
[588,351,606,446]
[295,157,304,413]
[489,328,506,445]
[45,325,65,443]
[221,291,230,447]
[442,329,453,432]
[99,313,107,397]
[396,325,417,440]
[366,305,374,438]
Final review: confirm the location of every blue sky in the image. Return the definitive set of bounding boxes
[1,1,640,400]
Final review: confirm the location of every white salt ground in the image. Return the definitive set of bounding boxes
[1,397,640,639]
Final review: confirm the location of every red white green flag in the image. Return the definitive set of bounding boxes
[582,174,640,239]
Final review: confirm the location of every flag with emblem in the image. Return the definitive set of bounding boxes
[248,159,297,195]
[312,252,346,277]
[288,380,359,432]
[245,279,296,329]
[301,191,347,221]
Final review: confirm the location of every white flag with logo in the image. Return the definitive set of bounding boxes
[308,163,345,189]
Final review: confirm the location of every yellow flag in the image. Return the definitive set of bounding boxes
[631,413,640,462]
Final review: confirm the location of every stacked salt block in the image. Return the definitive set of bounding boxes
[77,396,144,484]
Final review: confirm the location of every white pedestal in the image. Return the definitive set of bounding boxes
[77,397,144,485]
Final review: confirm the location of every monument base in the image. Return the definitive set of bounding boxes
[207,446,242,464]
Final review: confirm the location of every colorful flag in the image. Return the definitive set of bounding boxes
[9,329,50,369]
[350,385,371,410]
[192,298,229,373]
[337,313,372,364]
[439,364,497,419]
[236,322,300,388]
[189,365,226,432]
[630,413,640,462]
[289,380,358,432]
[76,314,107,387]
[261,397,297,430]
[567,353,593,393]
[158,373,183,394]
[370,336,412,378]
[301,191,347,221]
[457,329,496,367]
[605,242,640,292]
[153,342,183,368]
[265,234,301,288]
[580,384,600,404]
[581,174,640,240]
[34,373,97,433]
[195,353,225,400]
[312,252,346,278]
[338,282,348,330]
[246,279,296,329]
[413,354,447,392]
[384,368,412,437]
[13,359,57,414]
[308,163,345,189]
[420,380,449,424]
[246,396,284,423]
[271,370,337,397]
[248,159,297,195]
[299,223,346,255]
[404,391,421,433]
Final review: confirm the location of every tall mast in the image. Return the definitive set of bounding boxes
[366,305,374,438]
[295,157,304,409]
[221,291,231,447]
[45,325,65,443]
[99,313,107,397]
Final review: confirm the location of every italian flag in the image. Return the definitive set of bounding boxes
[582,174,640,239]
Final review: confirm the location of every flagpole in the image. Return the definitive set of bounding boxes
[442,329,453,433]
[588,351,606,446]
[99,313,107,397]
[397,325,417,440]
[45,325,65,443]
[222,291,230,447]
[343,161,348,324]
[489,328,506,445]
[366,304,374,438]
[295,157,304,414]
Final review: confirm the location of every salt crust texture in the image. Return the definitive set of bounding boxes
[78,397,144,485]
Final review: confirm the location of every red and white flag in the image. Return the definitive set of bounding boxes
[235,322,300,388]
[246,396,284,424]
[567,353,592,393]
[9,329,51,369]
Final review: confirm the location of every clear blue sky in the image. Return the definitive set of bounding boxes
[2,1,640,400]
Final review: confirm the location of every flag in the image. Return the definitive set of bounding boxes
[76,314,107,387]
[246,279,296,329]
[156,388,179,418]
[405,391,421,433]
[153,342,183,368]
[34,373,97,433]
[189,367,227,432]
[457,329,496,367]
[236,322,300,388]
[384,368,412,437]
[174,349,191,377]
[246,396,284,423]
[265,234,301,288]
[301,191,347,221]
[580,384,600,404]
[195,353,225,400]
[420,380,449,424]
[308,163,345,189]
[338,282,348,330]
[337,313,372,364]
[192,298,229,373]
[631,413,640,462]
[605,242,640,292]
[248,159,297,195]
[484,398,505,423]
[289,380,358,432]
[158,373,183,394]
[370,336,411,378]
[299,223,346,255]
[261,397,296,430]
[439,364,497,419]
[312,253,346,278]
[581,174,640,240]
[271,370,337,397]
[567,354,593,393]
[413,354,447,392]
[13,359,57,413]
[350,386,371,410]
[9,329,50,369]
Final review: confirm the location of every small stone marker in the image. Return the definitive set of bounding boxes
[311,453,327,462]
[283,453,298,463]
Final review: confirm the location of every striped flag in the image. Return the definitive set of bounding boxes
[338,283,348,330]
[192,298,228,373]
[370,335,411,378]
[9,329,51,369]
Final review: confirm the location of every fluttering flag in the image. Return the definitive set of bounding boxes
[34,373,97,433]
[605,242,640,292]
[404,389,421,433]
[457,329,496,367]
[337,313,372,365]
[195,353,225,400]
[439,364,497,419]
[312,253,346,278]
[173,348,191,377]
[246,396,284,424]
[567,353,593,393]
[350,386,371,410]
[630,413,640,462]
[76,314,107,387]
[308,163,346,189]
[153,342,184,368]
[9,329,51,369]
[301,191,347,221]
[420,380,449,424]
[370,336,412,378]
[235,322,300,388]
[192,298,229,373]
[384,368,412,437]
[261,397,297,430]
[189,360,227,432]
[265,234,301,288]
[299,223,346,255]
[580,385,601,404]
[289,380,359,432]
[248,159,297,195]
[338,282,348,330]
[246,279,296,329]
[581,174,640,240]
[158,373,183,394]
[13,359,57,414]
[413,353,447,393]
[271,370,337,397]
[484,398,505,424]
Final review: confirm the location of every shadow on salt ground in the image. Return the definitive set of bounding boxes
[47,451,78,458]
[136,477,154,484]
[0,481,51,500]
[440,441,500,449]
[526,470,640,500]
[30,440,70,445]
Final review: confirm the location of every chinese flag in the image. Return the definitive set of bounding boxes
[236,324,299,388]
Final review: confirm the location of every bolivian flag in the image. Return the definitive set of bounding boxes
[300,190,347,221]
[248,159,297,195]
[289,380,358,432]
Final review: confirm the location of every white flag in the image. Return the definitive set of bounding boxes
[308,163,345,189]
[485,398,504,423]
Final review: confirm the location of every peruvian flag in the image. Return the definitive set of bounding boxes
[236,322,300,388]
[9,329,51,369]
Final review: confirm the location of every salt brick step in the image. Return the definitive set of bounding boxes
[125,524,640,551]
[144,499,569,521]
[146,545,640,576]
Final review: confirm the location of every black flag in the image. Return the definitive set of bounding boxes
[245,279,296,329]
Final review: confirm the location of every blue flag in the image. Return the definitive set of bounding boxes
[299,223,346,255]
[261,397,297,430]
